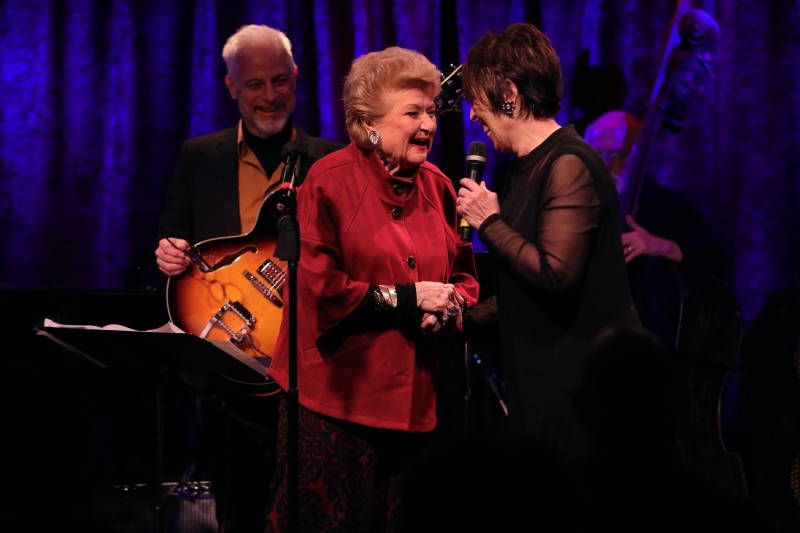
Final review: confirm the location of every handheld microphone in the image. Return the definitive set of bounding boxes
[460,141,488,241]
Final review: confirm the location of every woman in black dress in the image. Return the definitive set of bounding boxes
[457,23,639,459]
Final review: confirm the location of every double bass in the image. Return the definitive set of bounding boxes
[620,7,747,497]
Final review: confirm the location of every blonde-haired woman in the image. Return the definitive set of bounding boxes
[264,46,479,532]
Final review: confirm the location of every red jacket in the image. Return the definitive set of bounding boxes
[266,143,479,432]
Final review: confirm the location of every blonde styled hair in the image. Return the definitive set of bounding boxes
[343,47,441,149]
[222,25,294,77]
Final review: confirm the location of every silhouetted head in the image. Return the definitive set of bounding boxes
[574,325,679,457]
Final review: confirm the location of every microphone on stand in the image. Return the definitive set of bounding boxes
[280,141,305,187]
[272,141,306,217]
[460,141,488,241]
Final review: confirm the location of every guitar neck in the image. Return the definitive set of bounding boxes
[619,107,660,228]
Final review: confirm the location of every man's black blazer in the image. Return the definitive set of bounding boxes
[159,123,344,243]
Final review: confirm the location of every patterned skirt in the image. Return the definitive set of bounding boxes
[264,393,428,533]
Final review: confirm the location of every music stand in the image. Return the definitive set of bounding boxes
[36,325,270,533]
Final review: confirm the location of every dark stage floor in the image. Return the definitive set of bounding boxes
[2,289,797,532]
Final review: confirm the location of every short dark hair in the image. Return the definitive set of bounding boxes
[462,23,563,120]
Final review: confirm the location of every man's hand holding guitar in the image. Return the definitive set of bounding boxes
[156,237,191,276]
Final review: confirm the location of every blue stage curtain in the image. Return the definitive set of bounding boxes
[1,0,798,322]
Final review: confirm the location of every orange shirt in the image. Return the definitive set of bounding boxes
[236,121,297,233]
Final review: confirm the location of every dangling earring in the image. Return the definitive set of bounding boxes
[368,129,381,148]
[501,100,516,117]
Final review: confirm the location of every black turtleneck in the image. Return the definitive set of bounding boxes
[242,118,294,178]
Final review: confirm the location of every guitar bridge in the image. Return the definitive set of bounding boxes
[257,259,286,296]
[243,270,282,308]
[199,300,257,344]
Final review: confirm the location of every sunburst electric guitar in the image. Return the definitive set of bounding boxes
[166,182,286,366]
[167,65,465,367]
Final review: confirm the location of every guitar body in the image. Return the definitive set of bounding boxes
[167,197,286,363]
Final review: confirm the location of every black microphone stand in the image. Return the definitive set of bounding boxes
[273,148,302,533]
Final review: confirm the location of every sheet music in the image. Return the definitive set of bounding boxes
[38,319,268,374]
[42,319,185,334]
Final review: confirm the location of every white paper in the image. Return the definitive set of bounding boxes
[42,319,185,334]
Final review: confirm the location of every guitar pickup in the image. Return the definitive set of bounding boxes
[231,301,252,321]
[199,300,257,344]
[257,259,285,296]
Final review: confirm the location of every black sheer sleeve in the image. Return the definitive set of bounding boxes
[460,295,500,344]
[479,154,601,292]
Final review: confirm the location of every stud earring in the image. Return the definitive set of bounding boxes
[368,129,381,148]
[501,100,516,116]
